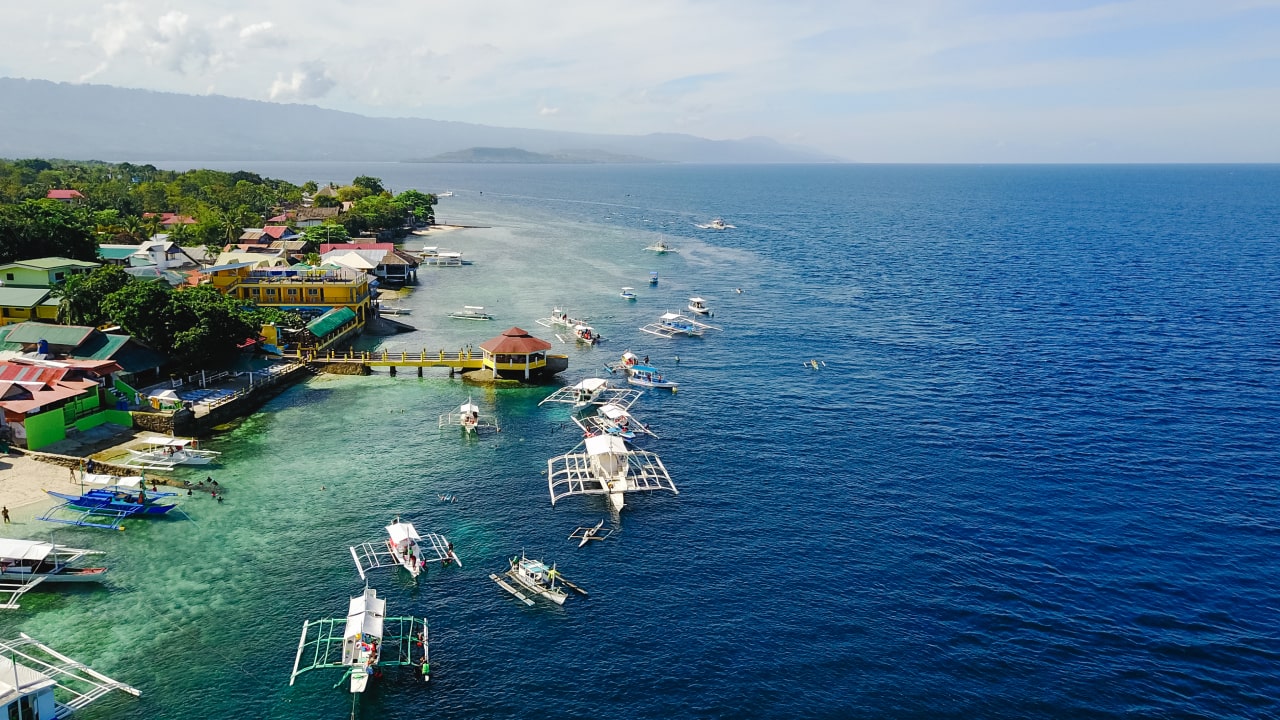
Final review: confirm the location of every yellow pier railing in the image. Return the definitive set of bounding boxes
[283,348,487,370]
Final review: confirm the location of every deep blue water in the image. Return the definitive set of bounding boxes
[10,163,1280,719]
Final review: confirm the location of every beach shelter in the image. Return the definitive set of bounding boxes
[479,327,553,380]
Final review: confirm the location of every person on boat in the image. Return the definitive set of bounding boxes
[643,355,649,364]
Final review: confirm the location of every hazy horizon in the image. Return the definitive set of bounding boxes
[2,1,1278,162]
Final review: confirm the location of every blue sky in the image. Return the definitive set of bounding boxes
[1,0,1278,161]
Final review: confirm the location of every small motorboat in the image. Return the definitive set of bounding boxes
[649,271,659,286]
[687,297,711,316]
[449,305,493,320]
[620,287,637,300]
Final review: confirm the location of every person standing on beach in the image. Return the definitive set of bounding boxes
[2,507,9,524]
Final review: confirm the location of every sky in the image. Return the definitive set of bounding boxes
[2,0,1279,162]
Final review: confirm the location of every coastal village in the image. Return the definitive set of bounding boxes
[0,158,706,716]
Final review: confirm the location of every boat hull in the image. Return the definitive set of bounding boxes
[0,567,107,584]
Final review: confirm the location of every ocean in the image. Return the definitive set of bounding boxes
[5,163,1280,719]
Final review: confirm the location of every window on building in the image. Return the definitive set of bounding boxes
[54,272,65,281]
[4,273,12,281]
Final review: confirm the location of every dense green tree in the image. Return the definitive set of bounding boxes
[101,280,174,351]
[50,264,131,326]
[395,190,437,225]
[352,176,385,195]
[167,285,258,367]
[0,199,97,263]
[300,222,350,245]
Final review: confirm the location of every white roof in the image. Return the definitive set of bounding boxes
[0,656,55,697]
[599,404,628,421]
[575,378,608,392]
[573,324,591,331]
[149,389,182,401]
[689,297,705,303]
[460,402,480,413]
[621,351,638,361]
[585,434,627,456]
[463,305,485,310]
[386,522,421,544]
[344,589,386,640]
[659,312,683,320]
[621,287,634,291]
[0,538,54,562]
[327,251,377,271]
[438,251,462,258]
[81,473,144,488]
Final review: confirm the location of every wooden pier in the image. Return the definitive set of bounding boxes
[284,348,486,376]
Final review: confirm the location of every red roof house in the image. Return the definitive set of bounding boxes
[46,189,85,202]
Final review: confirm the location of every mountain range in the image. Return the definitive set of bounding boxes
[0,78,841,164]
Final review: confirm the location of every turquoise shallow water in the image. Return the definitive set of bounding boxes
[4,163,1280,719]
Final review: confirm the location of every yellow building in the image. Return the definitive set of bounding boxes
[201,262,373,327]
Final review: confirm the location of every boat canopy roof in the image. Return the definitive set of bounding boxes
[386,522,421,544]
[344,590,386,640]
[0,538,54,562]
[659,312,683,320]
[460,401,480,413]
[584,434,628,456]
[621,286,634,291]
[463,305,485,310]
[689,297,705,302]
[599,404,628,421]
[82,473,144,488]
[575,378,609,392]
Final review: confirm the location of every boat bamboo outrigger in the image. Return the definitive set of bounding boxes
[572,402,657,440]
[568,520,615,547]
[122,436,219,470]
[0,538,107,610]
[290,588,429,695]
[40,478,179,530]
[538,378,642,410]
[547,434,678,511]
[438,397,500,434]
[350,519,461,581]
[489,551,587,606]
[535,308,602,345]
[639,312,720,338]
[0,633,140,715]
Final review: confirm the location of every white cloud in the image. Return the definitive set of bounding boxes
[239,21,275,43]
[269,61,336,101]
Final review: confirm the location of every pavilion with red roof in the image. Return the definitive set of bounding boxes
[478,327,559,380]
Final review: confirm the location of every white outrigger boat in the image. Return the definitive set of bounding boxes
[573,402,656,440]
[568,520,614,547]
[620,287,637,300]
[547,434,678,511]
[644,239,676,253]
[291,588,429,694]
[0,633,140,715]
[489,552,587,606]
[0,538,107,610]
[535,308,602,344]
[418,247,467,266]
[448,305,493,320]
[539,378,642,410]
[687,296,712,316]
[122,436,219,470]
[350,519,461,581]
[640,312,720,339]
[438,397,500,434]
[609,352,679,391]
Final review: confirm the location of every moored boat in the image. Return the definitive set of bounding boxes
[644,240,676,253]
[123,436,219,470]
[620,287,637,300]
[535,308,601,344]
[448,305,493,320]
[649,271,659,286]
[687,296,711,316]
[490,552,585,606]
[350,519,461,581]
[639,312,720,338]
[290,587,429,694]
[438,397,500,434]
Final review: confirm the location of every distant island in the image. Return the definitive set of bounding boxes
[406,147,665,164]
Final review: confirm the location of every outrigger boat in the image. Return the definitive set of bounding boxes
[0,633,140,715]
[640,312,720,338]
[608,352,680,390]
[418,247,467,266]
[489,552,586,606]
[535,308,602,345]
[573,402,656,440]
[644,239,676,254]
[448,305,493,320]
[539,378,642,410]
[290,588,429,695]
[0,538,107,610]
[620,287,637,300]
[687,296,712,316]
[568,520,615,547]
[350,519,461,581]
[547,434,678,511]
[40,482,178,530]
[122,436,219,470]
[438,397,500,434]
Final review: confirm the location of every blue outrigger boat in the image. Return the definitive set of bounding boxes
[41,485,178,530]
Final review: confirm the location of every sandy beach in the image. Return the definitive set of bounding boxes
[0,453,77,511]
[411,224,470,237]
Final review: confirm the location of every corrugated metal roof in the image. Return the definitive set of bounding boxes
[306,307,357,338]
[4,323,95,347]
[0,287,52,307]
[1,257,99,270]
